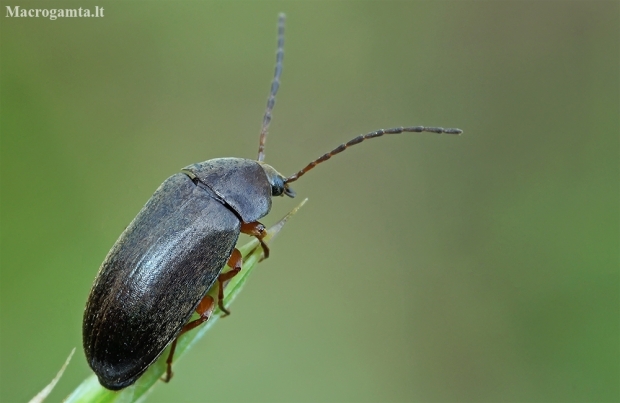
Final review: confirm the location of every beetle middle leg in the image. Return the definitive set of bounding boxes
[163,294,215,383]
[217,248,242,316]
[240,221,270,259]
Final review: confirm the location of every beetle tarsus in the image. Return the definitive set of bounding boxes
[258,239,270,261]
[217,267,240,316]
[218,251,243,316]
[162,339,176,382]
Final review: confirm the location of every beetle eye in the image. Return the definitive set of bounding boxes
[270,175,285,196]
[272,184,283,196]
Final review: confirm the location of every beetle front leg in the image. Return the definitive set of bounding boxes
[240,221,270,259]
[163,295,215,383]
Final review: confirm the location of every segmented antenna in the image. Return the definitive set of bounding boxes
[285,126,463,183]
[257,13,286,162]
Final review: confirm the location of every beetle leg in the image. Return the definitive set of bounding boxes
[162,295,215,383]
[240,221,270,260]
[217,248,242,316]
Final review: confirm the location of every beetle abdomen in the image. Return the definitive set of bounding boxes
[83,173,240,390]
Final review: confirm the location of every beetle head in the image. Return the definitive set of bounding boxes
[260,163,295,198]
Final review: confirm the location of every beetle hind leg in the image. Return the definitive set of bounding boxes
[162,295,215,383]
[240,221,270,259]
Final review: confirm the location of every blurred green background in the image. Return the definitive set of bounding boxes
[1,1,618,402]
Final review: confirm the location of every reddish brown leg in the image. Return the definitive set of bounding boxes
[240,221,270,259]
[218,248,242,316]
[162,295,215,382]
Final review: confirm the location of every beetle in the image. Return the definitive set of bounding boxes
[82,13,462,391]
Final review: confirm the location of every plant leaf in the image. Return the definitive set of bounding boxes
[29,348,75,403]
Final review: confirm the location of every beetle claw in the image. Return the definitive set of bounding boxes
[161,370,173,383]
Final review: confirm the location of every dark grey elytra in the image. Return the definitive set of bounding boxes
[82,13,462,391]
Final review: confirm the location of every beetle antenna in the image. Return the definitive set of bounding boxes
[257,13,285,162]
[285,126,463,183]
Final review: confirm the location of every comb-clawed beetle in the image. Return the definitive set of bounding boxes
[82,13,463,391]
